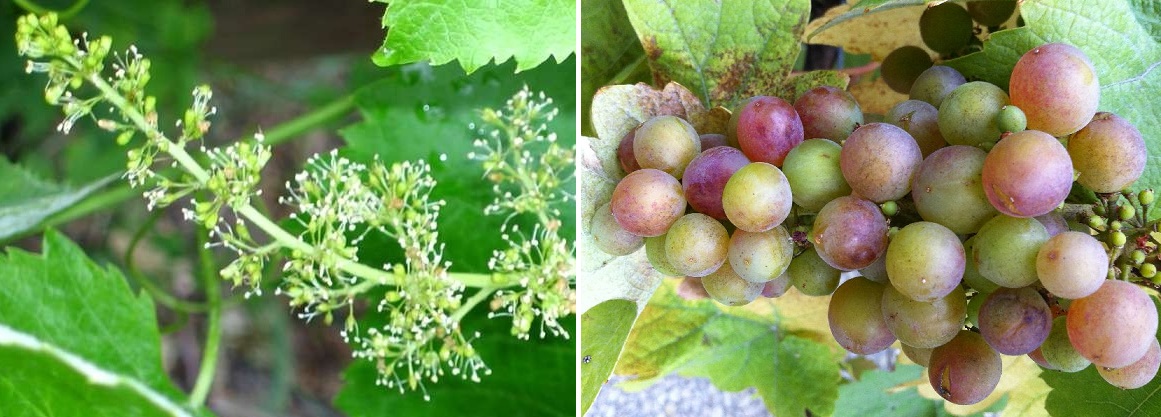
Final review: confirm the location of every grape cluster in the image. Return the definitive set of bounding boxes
[592,40,1161,405]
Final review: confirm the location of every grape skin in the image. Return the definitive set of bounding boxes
[590,201,645,256]
[610,169,687,237]
[910,66,966,108]
[881,284,966,349]
[1068,112,1147,193]
[839,122,923,203]
[911,145,997,234]
[901,343,933,367]
[938,81,1009,147]
[1041,316,1090,372]
[829,277,896,355]
[761,271,792,298]
[1036,231,1108,299]
[928,331,1002,405]
[811,196,889,271]
[702,263,764,306]
[1067,280,1159,368]
[617,125,641,174]
[793,86,864,142]
[632,115,701,179]
[699,133,729,150]
[665,213,729,277]
[722,162,793,232]
[1098,339,1161,389]
[730,96,804,166]
[973,215,1049,288]
[858,253,890,285]
[645,234,681,276]
[788,248,841,296]
[978,287,1052,355]
[886,221,965,302]
[728,227,794,284]
[682,146,751,219]
[981,129,1073,218]
[885,99,947,157]
[782,139,851,212]
[1010,43,1100,137]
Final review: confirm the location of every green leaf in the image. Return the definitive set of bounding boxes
[580,299,637,415]
[942,0,1161,195]
[372,0,576,73]
[340,59,575,271]
[1040,296,1161,417]
[615,282,843,416]
[0,231,207,416]
[1129,0,1161,41]
[622,0,833,108]
[334,308,575,417]
[0,159,117,241]
[836,364,1001,417]
[580,0,647,136]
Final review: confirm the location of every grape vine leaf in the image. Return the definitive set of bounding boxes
[0,230,209,417]
[580,299,636,415]
[939,0,1161,202]
[1129,0,1161,41]
[805,2,933,61]
[581,0,646,136]
[370,0,575,73]
[340,58,575,272]
[1039,297,1161,417]
[335,306,575,417]
[0,159,117,242]
[613,281,843,417]
[620,0,849,108]
[835,364,998,417]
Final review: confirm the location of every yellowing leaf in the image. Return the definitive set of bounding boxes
[805,3,933,61]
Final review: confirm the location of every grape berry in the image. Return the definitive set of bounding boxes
[594,38,1160,404]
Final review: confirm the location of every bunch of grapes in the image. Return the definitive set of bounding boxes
[592,40,1161,405]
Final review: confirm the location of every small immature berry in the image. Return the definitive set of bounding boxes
[1119,204,1136,221]
[1142,263,1158,279]
[1141,189,1155,206]
[1111,231,1127,247]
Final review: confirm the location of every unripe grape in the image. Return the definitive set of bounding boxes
[1140,189,1155,205]
[1110,231,1126,247]
[996,105,1027,133]
[610,169,687,237]
[590,202,645,256]
[1132,250,1147,266]
[644,234,681,276]
[1142,263,1158,279]
[1119,204,1136,221]
[880,201,899,217]
[702,263,764,306]
[1010,43,1100,136]
[909,66,966,108]
[885,99,947,157]
[782,139,851,212]
[633,115,701,179]
[840,123,923,203]
[616,125,641,174]
[665,213,729,277]
[981,129,1073,218]
[928,331,1002,405]
[793,86,864,142]
[722,162,792,232]
[1068,112,1147,193]
[811,196,889,271]
[1067,280,1158,368]
[939,81,1009,147]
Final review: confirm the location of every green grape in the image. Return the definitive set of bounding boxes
[722,162,792,232]
[938,81,1009,146]
[1067,280,1159,368]
[973,215,1049,288]
[963,236,1001,293]
[910,66,966,108]
[633,115,701,179]
[789,248,841,296]
[977,287,1052,355]
[967,0,1017,26]
[782,139,851,212]
[702,263,764,306]
[929,331,1002,405]
[1029,347,1058,370]
[858,250,890,284]
[911,145,997,234]
[920,2,974,55]
[645,234,681,276]
[727,226,794,283]
[996,105,1027,133]
[1098,339,1161,389]
[886,222,965,302]
[1143,263,1158,279]
[1041,316,1090,372]
[881,46,934,93]
[829,277,896,354]
[591,201,645,256]
[1036,231,1108,299]
[665,213,729,277]
[966,291,986,328]
[881,284,966,348]
[901,343,933,367]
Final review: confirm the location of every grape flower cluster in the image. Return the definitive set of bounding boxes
[17,12,574,400]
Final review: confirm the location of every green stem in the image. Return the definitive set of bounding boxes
[12,0,90,18]
[190,228,222,407]
[235,94,356,146]
[123,210,212,313]
[451,286,499,323]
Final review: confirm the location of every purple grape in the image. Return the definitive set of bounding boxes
[793,86,864,142]
[811,196,889,271]
[682,147,751,219]
[730,96,804,166]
